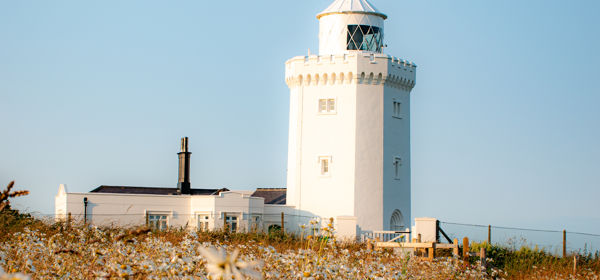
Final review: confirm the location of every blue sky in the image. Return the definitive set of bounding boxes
[1,0,599,246]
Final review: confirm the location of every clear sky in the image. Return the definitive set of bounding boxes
[1,0,599,246]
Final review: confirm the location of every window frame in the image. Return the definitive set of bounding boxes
[224,213,240,233]
[392,99,402,119]
[319,155,332,177]
[250,215,262,232]
[196,212,211,232]
[318,98,337,115]
[346,24,383,53]
[146,211,171,231]
[393,157,402,180]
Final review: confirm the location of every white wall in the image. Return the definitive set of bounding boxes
[58,192,191,228]
[56,189,267,232]
[285,53,416,233]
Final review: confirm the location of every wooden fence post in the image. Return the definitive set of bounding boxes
[67,212,71,229]
[463,237,470,260]
[480,247,486,268]
[563,230,567,258]
[453,238,459,257]
[428,243,436,261]
[487,225,491,244]
[281,212,285,232]
[573,255,577,274]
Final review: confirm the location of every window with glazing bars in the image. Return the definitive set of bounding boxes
[319,156,331,176]
[147,214,168,230]
[318,99,336,113]
[225,215,238,233]
[347,25,383,52]
[197,214,210,231]
[393,101,402,118]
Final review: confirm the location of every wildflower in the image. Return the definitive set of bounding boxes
[199,246,262,280]
[0,273,30,280]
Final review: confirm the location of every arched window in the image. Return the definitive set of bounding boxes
[390,209,405,232]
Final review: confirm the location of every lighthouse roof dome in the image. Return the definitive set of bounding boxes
[317,0,387,20]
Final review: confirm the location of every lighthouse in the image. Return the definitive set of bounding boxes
[285,0,416,233]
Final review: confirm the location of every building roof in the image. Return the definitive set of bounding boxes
[90,185,229,195]
[251,188,286,205]
[317,0,387,20]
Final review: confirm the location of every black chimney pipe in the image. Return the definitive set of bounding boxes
[177,137,192,194]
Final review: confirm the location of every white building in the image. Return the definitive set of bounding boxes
[285,0,416,233]
[55,0,416,239]
[55,137,293,232]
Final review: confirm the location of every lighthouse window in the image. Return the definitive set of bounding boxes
[319,156,331,176]
[393,157,402,180]
[318,98,336,114]
[347,25,383,53]
[393,100,402,118]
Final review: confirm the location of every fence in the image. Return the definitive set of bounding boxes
[360,231,410,242]
[26,212,600,255]
[440,221,600,256]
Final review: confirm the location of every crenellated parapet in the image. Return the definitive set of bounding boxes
[285,53,416,91]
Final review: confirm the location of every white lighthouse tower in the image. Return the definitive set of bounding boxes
[285,0,416,234]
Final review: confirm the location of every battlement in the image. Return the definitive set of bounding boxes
[285,53,416,90]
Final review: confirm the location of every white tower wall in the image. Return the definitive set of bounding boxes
[285,0,415,234]
[285,53,415,232]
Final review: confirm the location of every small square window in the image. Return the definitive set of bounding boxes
[393,157,402,180]
[318,98,336,114]
[319,156,332,176]
[327,99,335,111]
[393,100,402,119]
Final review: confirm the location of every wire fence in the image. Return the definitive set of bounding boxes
[440,221,600,256]
[22,212,600,255]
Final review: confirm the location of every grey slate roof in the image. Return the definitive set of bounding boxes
[251,188,286,205]
[90,185,229,195]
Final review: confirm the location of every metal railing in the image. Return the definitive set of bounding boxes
[361,230,410,242]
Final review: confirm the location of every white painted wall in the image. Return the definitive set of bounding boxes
[55,188,268,232]
[285,53,416,234]
[414,217,438,242]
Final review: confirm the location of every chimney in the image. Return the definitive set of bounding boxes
[177,137,192,194]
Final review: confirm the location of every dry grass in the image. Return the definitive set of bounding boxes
[0,182,599,279]
[0,217,598,279]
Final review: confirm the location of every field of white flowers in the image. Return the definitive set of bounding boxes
[0,224,507,280]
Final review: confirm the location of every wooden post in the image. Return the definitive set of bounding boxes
[563,230,567,258]
[67,212,71,229]
[428,243,436,261]
[417,233,422,243]
[463,237,470,260]
[487,225,491,244]
[280,212,285,232]
[453,238,459,257]
[223,213,228,232]
[573,255,577,274]
[480,247,486,268]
